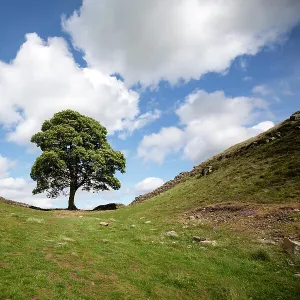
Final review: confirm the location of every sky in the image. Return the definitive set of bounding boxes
[0,0,300,209]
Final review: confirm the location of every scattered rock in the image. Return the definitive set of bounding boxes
[188,216,195,220]
[99,222,109,226]
[145,221,151,224]
[26,217,44,223]
[56,242,68,247]
[294,273,300,278]
[62,237,75,242]
[130,224,136,228]
[101,239,109,243]
[165,231,178,237]
[199,240,217,246]
[257,238,276,245]
[192,236,206,242]
[282,238,300,257]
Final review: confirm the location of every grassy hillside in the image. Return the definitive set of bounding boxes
[0,115,300,299]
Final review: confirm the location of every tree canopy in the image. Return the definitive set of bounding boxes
[30,110,126,210]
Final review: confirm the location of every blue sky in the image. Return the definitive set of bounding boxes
[0,0,299,209]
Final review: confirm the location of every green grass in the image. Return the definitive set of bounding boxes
[0,202,299,300]
[1,118,300,299]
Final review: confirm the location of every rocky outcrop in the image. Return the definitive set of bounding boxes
[93,203,125,211]
[290,111,300,121]
[282,238,300,257]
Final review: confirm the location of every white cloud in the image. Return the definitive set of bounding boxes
[138,127,185,163]
[0,155,15,178]
[64,0,300,86]
[0,153,54,208]
[251,121,274,132]
[243,76,252,81]
[0,33,159,146]
[118,109,161,140]
[138,90,274,163]
[252,84,272,95]
[133,177,164,195]
[0,177,27,190]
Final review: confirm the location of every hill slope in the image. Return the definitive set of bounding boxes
[0,112,300,299]
[131,111,300,206]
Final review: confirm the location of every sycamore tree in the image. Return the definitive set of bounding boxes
[30,110,125,210]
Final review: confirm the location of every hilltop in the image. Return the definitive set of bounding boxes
[0,112,300,299]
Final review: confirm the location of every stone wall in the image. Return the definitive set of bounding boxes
[129,163,213,206]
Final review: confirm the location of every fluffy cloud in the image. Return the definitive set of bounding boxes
[133,177,164,195]
[138,90,275,163]
[0,33,159,146]
[0,155,15,178]
[0,177,27,190]
[138,127,185,163]
[0,153,54,208]
[64,0,300,86]
[252,85,272,95]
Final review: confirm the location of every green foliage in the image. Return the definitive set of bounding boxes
[30,110,125,208]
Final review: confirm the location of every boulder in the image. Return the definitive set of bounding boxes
[282,238,300,257]
[192,236,206,242]
[200,240,217,246]
[165,231,178,237]
[93,203,124,211]
[290,111,300,121]
[99,222,109,226]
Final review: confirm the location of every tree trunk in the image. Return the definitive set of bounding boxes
[68,184,78,210]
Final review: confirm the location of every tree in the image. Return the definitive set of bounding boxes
[30,110,126,210]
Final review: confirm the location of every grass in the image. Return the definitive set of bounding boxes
[1,117,300,299]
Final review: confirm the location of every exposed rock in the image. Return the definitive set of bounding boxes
[294,273,300,278]
[93,203,124,211]
[202,166,213,176]
[257,238,276,245]
[200,240,217,246]
[165,231,178,237]
[145,221,151,224]
[282,238,300,257]
[192,236,206,242]
[99,222,109,226]
[290,111,300,121]
[130,224,136,228]
[188,216,196,220]
[62,237,75,242]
